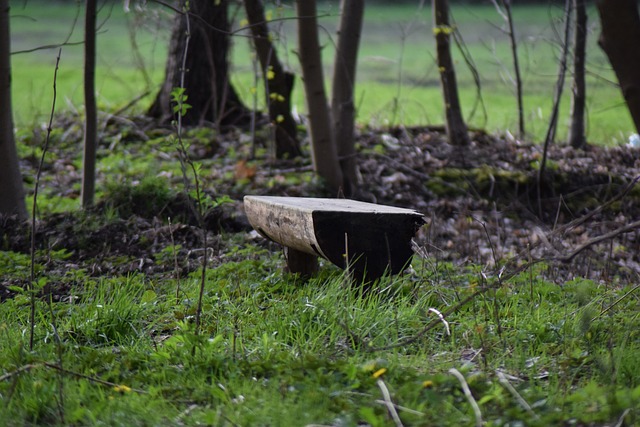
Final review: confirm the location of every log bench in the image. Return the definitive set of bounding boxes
[243,196,425,281]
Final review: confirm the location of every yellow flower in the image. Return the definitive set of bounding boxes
[422,380,434,388]
[372,368,387,379]
[113,384,132,393]
[267,66,275,80]
[276,115,284,123]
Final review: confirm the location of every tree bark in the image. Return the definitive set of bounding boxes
[596,0,640,135]
[433,0,469,147]
[243,0,301,159]
[295,0,343,193]
[0,0,27,218]
[81,0,97,208]
[331,0,364,197]
[568,0,587,149]
[148,0,249,127]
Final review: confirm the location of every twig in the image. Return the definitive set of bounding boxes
[0,364,37,382]
[374,400,425,416]
[42,362,147,394]
[451,16,487,126]
[376,378,404,427]
[490,0,525,136]
[0,363,147,394]
[449,368,483,427]
[427,308,450,336]
[613,408,631,427]
[497,371,539,420]
[30,49,61,351]
[168,218,182,304]
[47,294,65,423]
[558,176,640,232]
[554,220,640,263]
[593,283,640,321]
[112,90,151,116]
[12,1,82,55]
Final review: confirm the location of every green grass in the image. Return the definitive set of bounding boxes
[2,246,639,425]
[9,1,635,144]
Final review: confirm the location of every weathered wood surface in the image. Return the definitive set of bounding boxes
[243,196,425,280]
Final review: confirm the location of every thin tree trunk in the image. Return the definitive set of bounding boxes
[331,0,364,197]
[540,0,572,180]
[433,0,469,146]
[596,0,640,135]
[568,0,587,149]
[0,0,27,218]
[243,0,300,159]
[295,0,343,193]
[492,0,525,137]
[82,0,97,208]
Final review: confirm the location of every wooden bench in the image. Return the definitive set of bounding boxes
[243,196,425,281]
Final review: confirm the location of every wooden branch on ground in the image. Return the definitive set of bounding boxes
[555,219,640,263]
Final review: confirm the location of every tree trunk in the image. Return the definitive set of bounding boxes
[596,0,640,135]
[295,0,343,193]
[433,0,469,146]
[243,0,301,159]
[540,0,572,180]
[81,0,97,208]
[568,0,587,149]
[331,0,364,197]
[0,0,27,219]
[148,0,249,128]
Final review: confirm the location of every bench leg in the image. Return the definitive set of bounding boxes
[284,247,319,278]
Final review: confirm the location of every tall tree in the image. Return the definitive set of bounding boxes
[81,0,98,207]
[596,0,640,135]
[0,0,27,219]
[149,0,249,127]
[295,0,343,192]
[243,0,301,159]
[331,0,364,197]
[433,0,469,146]
[568,0,587,149]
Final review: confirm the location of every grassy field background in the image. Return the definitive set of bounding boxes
[9,1,634,144]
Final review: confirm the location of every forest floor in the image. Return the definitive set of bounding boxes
[2,117,640,426]
[3,117,640,299]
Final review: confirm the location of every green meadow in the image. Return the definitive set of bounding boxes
[9,1,635,144]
